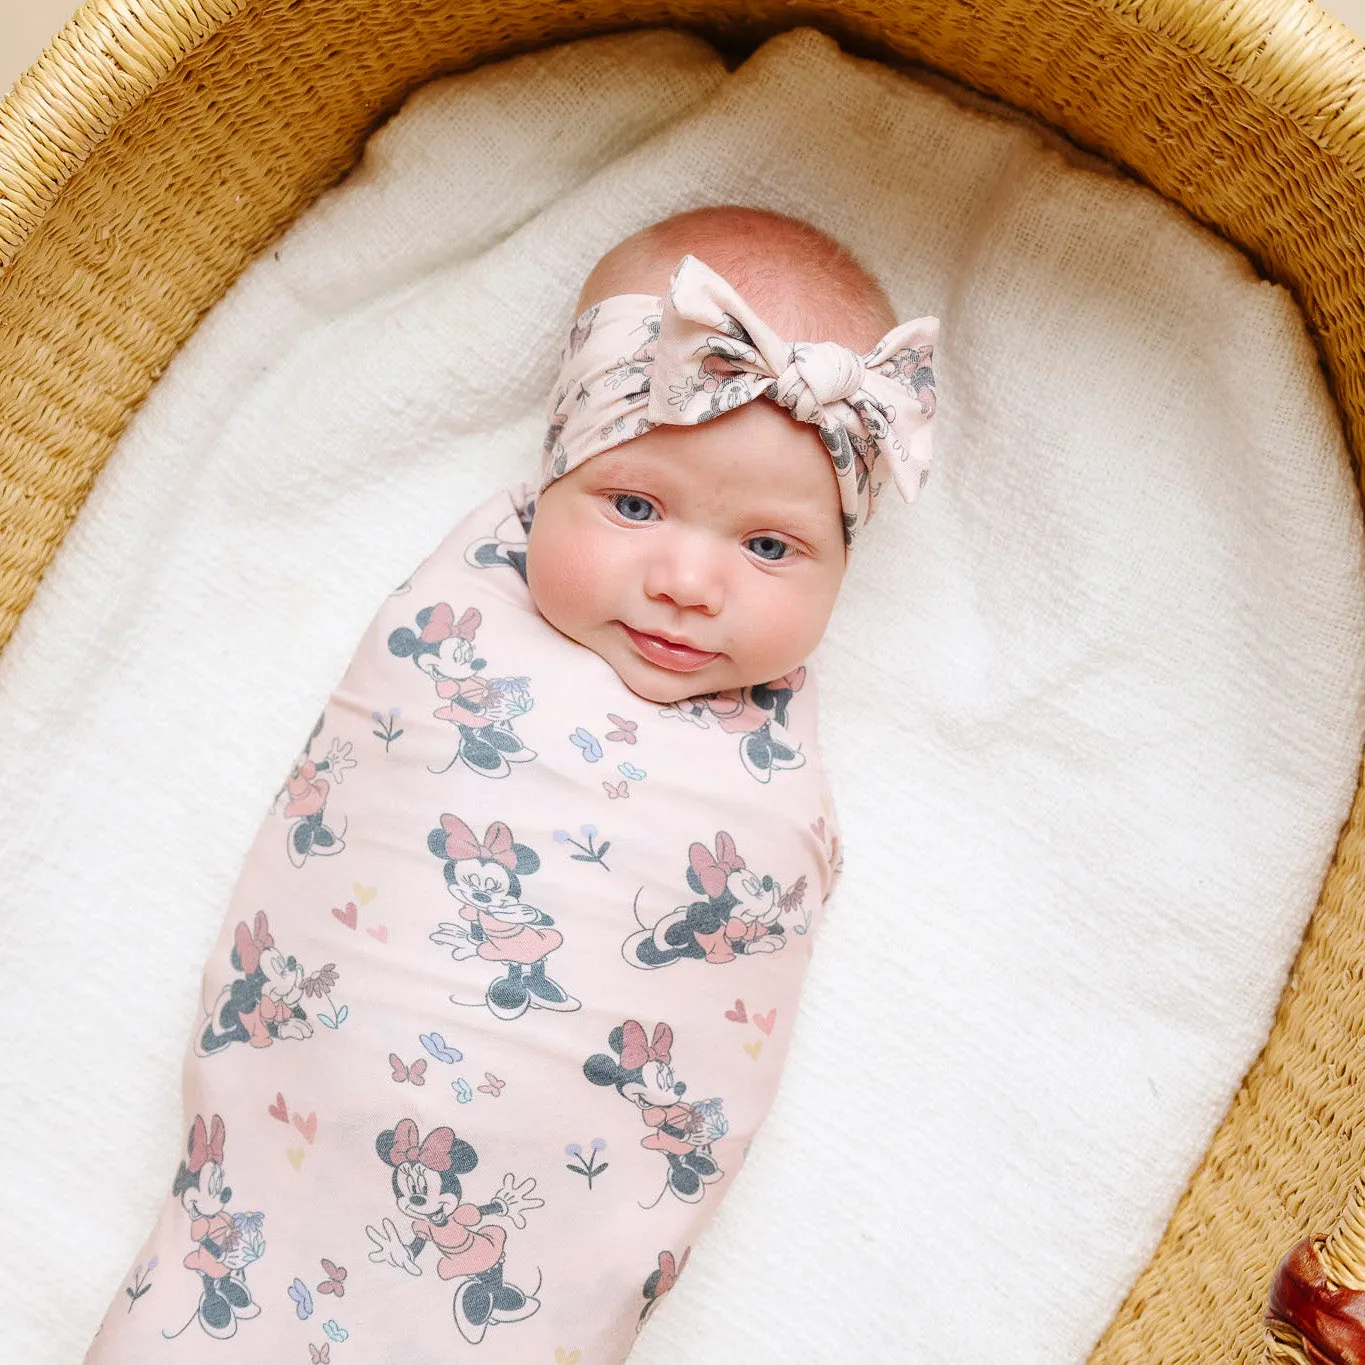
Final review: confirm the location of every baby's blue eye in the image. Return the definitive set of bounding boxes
[612,493,657,522]
[747,535,790,562]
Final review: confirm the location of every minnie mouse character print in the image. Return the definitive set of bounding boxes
[659,671,808,783]
[161,1115,265,1341]
[638,1247,690,1331]
[624,831,808,968]
[388,603,536,777]
[464,489,538,582]
[275,712,355,867]
[584,1021,728,1206]
[365,1118,543,1345]
[196,912,341,1055]
[543,306,660,482]
[428,815,579,1020]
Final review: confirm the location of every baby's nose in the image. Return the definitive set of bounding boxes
[644,536,725,615]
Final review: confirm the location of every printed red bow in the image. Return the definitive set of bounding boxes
[420,602,481,645]
[620,1020,673,1071]
[234,912,275,975]
[441,814,517,869]
[188,1114,226,1173]
[689,832,745,900]
[387,1118,455,1172]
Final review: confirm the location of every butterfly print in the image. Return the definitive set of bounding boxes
[317,1258,347,1298]
[605,714,638,744]
[288,1277,314,1319]
[389,1054,427,1086]
[570,727,604,762]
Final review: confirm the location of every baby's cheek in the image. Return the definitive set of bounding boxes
[752,584,836,672]
[527,514,588,631]
[529,515,634,651]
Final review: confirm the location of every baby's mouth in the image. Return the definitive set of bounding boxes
[622,625,726,674]
[618,623,720,673]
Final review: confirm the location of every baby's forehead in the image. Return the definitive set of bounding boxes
[583,418,841,525]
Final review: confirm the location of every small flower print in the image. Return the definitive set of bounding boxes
[124,1258,156,1312]
[555,825,611,870]
[371,708,404,750]
[223,1212,266,1269]
[300,964,339,997]
[689,1098,729,1144]
[488,675,534,718]
[605,714,638,744]
[565,1137,609,1189]
[570,727,604,762]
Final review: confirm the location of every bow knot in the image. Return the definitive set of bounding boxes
[772,341,865,418]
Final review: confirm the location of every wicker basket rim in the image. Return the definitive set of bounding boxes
[4,0,1365,270]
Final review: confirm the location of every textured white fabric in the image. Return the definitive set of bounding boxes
[3,26,1364,1364]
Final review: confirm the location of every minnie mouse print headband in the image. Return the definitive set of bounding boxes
[541,254,939,546]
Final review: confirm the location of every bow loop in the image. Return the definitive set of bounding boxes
[386,1118,455,1172]
[620,1019,673,1071]
[441,814,518,870]
[188,1114,226,1173]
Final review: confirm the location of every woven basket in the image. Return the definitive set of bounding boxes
[5,1,1365,1358]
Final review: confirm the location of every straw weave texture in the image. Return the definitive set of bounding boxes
[5,1,1365,1359]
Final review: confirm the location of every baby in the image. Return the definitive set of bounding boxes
[84,206,936,1362]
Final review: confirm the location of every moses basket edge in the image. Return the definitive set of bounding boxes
[5,0,1365,1358]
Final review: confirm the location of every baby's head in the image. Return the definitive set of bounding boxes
[525,206,935,704]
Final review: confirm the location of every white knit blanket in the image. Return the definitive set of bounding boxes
[4,28,1364,1363]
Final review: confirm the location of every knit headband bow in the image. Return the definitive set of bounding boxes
[542,254,939,545]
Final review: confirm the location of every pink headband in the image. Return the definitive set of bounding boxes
[542,255,939,545]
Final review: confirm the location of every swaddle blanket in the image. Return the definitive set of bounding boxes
[6,25,1365,1365]
[83,484,837,1360]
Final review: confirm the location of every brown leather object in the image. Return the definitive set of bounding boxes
[1267,1239,1365,1365]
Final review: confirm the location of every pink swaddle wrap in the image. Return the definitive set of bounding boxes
[86,483,840,1362]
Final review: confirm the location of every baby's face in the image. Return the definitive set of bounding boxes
[526,401,846,704]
